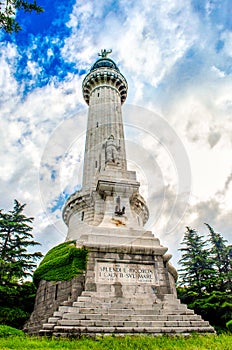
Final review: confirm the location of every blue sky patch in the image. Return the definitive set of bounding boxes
[2,0,79,96]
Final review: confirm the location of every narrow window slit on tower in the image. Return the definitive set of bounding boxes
[96,122,98,127]
[97,92,100,97]
[81,211,84,221]
[55,284,58,300]
[95,160,98,168]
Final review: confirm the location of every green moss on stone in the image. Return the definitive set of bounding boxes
[33,241,88,285]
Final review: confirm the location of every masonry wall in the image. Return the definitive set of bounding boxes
[24,275,85,334]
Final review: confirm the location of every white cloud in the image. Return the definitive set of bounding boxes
[0,41,85,252]
[221,30,232,57]
[211,65,225,78]
[62,0,199,94]
[0,43,20,106]
[27,60,42,77]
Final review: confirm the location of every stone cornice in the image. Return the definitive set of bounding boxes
[82,67,128,105]
[62,191,93,225]
[130,192,149,225]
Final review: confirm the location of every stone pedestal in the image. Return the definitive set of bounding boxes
[35,244,214,336]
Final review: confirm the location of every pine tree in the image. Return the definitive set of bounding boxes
[0,200,42,287]
[178,227,214,295]
[178,225,232,331]
[0,1,44,33]
[0,200,42,327]
[205,223,232,292]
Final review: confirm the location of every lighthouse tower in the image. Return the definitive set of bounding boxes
[27,51,214,336]
[63,49,152,247]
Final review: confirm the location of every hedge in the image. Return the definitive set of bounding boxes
[33,241,88,285]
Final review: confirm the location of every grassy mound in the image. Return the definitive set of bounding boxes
[0,325,25,337]
[33,241,88,285]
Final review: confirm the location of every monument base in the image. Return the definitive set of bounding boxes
[26,243,214,336]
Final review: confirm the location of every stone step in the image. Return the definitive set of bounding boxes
[54,307,200,323]
[107,308,162,315]
[163,298,181,304]
[73,302,95,308]
[72,306,196,316]
[78,296,92,302]
[61,312,202,322]
[91,297,160,304]
[161,305,188,312]
[39,329,53,336]
[81,291,95,297]
[72,301,162,310]
[61,301,73,306]
[85,290,161,298]
[53,306,70,317]
[52,325,215,335]
[47,317,61,323]
[168,314,202,321]
[53,307,79,317]
[58,306,71,312]
[162,309,195,315]
[63,313,168,321]
[74,298,191,311]
[63,313,103,320]
[53,311,64,317]
[73,307,158,315]
[42,323,56,330]
[57,319,211,328]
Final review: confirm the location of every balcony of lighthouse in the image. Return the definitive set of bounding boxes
[82,66,128,105]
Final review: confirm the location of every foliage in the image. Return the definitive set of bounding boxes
[177,288,232,332]
[0,200,42,328]
[0,325,24,337]
[0,334,232,350]
[33,241,88,286]
[0,200,42,285]
[0,0,44,33]
[205,223,232,292]
[178,224,232,331]
[0,307,29,329]
[0,281,37,328]
[226,320,232,332]
[0,281,36,312]
[178,226,215,295]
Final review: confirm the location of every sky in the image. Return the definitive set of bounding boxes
[0,0,232,267]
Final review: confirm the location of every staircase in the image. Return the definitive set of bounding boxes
[40,291,215,336]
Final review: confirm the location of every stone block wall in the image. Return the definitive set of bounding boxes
[24,275,85,334]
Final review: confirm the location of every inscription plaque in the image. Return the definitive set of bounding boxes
[96,262,156,284]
